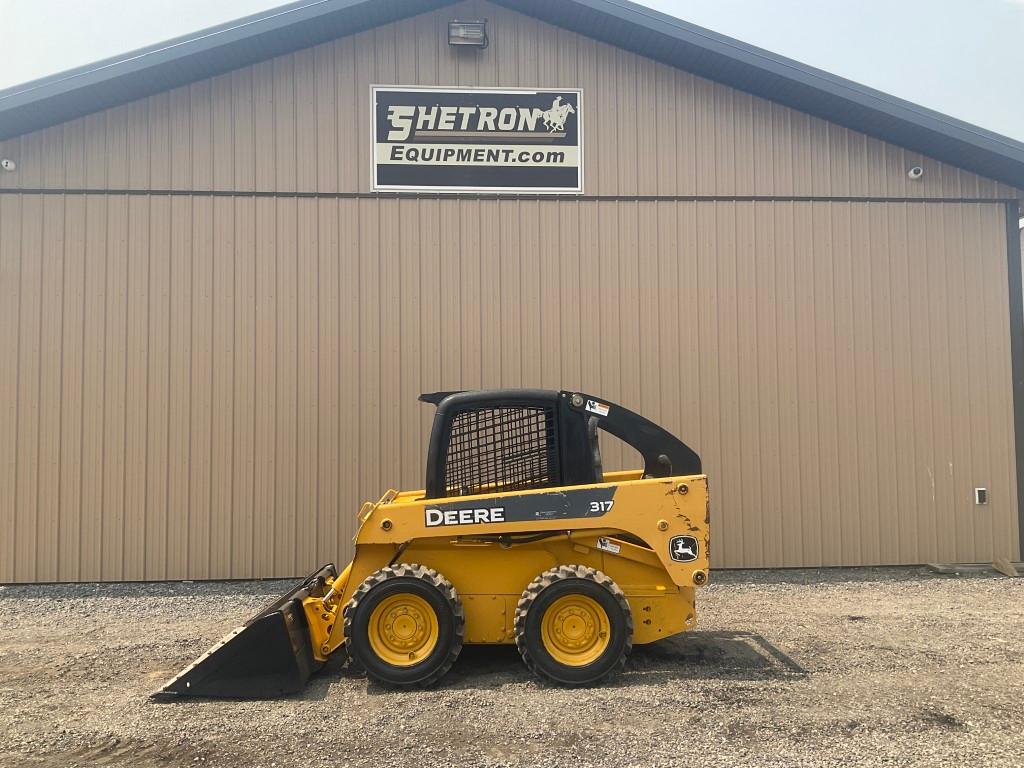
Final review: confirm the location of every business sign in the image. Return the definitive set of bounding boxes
[372,86,583,193]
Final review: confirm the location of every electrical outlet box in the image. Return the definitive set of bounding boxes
[975,488,988,505]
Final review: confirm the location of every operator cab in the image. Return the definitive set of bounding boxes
[418,389,701,499]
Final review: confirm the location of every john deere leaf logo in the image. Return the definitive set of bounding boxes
[669,535,699,562]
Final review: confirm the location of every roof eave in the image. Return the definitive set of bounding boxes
[496,0,1024,192]
[0,0,456,141]
[1,0,1022,192]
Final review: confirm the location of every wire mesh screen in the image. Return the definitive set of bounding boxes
[445,406,560,496]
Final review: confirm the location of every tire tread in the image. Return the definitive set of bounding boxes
[342,563,464,688]
[513,564,632,686]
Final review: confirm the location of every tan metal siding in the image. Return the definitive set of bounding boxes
[0,195,1016,581]
[0,0,1019,200]
[0,0,1019,581]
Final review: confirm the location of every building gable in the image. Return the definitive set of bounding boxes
[0,0,1018,199]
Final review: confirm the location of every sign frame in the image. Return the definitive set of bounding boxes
[370,85,585,195]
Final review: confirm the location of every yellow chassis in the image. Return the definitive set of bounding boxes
[303,470,710,661]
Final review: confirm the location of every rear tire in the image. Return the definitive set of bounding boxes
[343,564,464,687]
[514,565,632,686]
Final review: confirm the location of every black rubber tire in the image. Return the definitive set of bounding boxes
[343,564,464,688]
[514,565,632,686]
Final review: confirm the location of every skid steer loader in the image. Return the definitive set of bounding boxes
[154,389,709,697]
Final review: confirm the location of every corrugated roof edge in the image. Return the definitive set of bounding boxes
[0,0,454,139]
[0,0,1022,192]
[554,0,1024,153]
[500,0,1024,191]
[0,0,345,103]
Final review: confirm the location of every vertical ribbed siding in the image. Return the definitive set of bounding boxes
[0,195,1017,580]
[0,0,1019,582]
[0,0,1019,201]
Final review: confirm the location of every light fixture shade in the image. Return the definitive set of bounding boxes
[448,19,488,48]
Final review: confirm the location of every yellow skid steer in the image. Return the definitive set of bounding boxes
[155,390,709,696]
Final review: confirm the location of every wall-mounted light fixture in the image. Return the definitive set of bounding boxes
[448,19,488,49]
[0,158,15,172]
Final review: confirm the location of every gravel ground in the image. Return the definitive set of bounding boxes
[0,567,1021,768]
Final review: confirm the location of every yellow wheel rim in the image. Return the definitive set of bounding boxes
[540,594,611,666]
[367,593,439,667]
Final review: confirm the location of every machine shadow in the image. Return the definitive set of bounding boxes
[352,629,807,695]
[623,630,808,682]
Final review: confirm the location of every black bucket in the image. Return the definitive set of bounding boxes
[153,563,338,699]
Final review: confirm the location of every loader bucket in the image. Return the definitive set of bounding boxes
[153,563,338,699]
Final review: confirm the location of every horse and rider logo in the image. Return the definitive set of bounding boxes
[669,535,700,563]
[541,96,575,133]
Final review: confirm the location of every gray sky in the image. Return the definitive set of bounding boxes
[1,0,1022,142]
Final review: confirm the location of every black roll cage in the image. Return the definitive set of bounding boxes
[419,389,702,499]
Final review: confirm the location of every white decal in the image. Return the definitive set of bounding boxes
[425,506,506,527]
[585,399,610,417]
[596,537,621,555]
[589,500,614,513]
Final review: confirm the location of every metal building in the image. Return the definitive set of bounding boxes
[1,0,1023,583]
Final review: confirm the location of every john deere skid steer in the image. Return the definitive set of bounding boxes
[155,390,709,697]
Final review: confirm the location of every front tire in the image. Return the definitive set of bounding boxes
[343,564,464,687]
[514,565,632,686]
